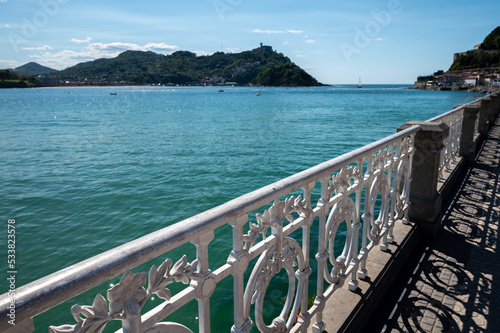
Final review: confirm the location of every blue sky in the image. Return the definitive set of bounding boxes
[0,0,498,84]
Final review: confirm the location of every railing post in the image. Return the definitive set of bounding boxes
[191,231,216,333]
[459,104,480,163]
[228,215,252,333]
[312,176,329,333]
[491,93,500,117]
[300,182,315,324]
[486,95,498,129]
[477,97,492,138]
[397,122,449,240]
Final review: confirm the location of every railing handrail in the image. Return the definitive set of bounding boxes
[0,125,420,330]
[426,93,490,122]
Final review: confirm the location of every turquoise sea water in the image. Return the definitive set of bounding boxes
[0,85,482,331]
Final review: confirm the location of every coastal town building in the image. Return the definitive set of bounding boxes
[414,70,498,90]
[38,75,58,86]
[464,76,478,87]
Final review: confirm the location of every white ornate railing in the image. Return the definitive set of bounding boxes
[427,107,464,179]
[0,126,418,333]
[426,92,497,180]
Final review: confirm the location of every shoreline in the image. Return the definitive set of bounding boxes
[466,85,500,94]
[0,84,409,90]
[410,84,500,94]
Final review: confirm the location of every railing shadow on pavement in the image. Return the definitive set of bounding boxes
[382,115,500,333]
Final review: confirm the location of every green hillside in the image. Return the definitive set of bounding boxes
[0,70,41,88]
[57,48,324,86]
[481,26,500,50]
[14,62,57,75]
[255,63,321,86]
[450,26,500,70]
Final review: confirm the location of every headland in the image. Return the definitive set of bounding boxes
[412,26,500,94]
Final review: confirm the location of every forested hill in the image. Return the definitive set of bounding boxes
[450,26,500,70]
[14,62,57,75]
[57,48,324,86]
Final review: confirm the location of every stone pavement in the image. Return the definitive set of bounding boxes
[382,116,500,333]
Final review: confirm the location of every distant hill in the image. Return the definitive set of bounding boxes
[14,62,58,75]
[57,47,324,87]
[450,26,500,71]
[480,26,500,50]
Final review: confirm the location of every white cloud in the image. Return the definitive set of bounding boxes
[86,42,178,54]
[31,41,180,70]
[144,43,179,52]
[71,37,92,44]
[88,42,142,52]
[253,29,285,34]
[5,24,10,28]
[373,38,384,42]
[295,54,305,58]
[32,49,101,70]
[253,29,305,35]
[306,40,315,44]
[0,59,21,69]
[0,0,8,3]
[22,45,52,51]
[282,41,290,46]
[194,51,213,56]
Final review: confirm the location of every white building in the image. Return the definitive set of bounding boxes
[464,76,477,87]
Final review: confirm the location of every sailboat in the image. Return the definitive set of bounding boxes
[357,77,362,88]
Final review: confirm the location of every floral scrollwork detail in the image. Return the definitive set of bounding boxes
[243,195,311,251]
[326,166,361,199]
[399,136,414,157]
[372,149,393,171]
[49,255,198,333]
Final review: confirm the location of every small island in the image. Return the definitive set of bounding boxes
[413,27,500,93]
[1,44,325,88]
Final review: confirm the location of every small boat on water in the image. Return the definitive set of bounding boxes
[357,77,362,88]
[218,89,224,93]
[256,92,261,96]
[110,92,117,95]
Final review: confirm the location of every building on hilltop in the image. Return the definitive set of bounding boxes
[255,43,273,52]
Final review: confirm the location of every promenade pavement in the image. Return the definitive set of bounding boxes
[382,116,500,332]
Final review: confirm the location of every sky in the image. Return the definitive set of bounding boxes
[0,0,498,84]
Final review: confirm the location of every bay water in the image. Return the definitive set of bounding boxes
[0,85,482,331]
